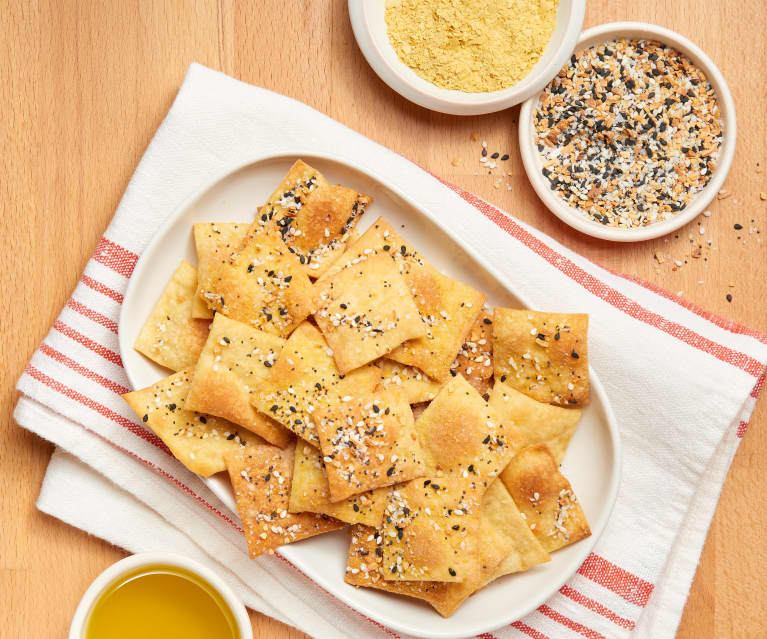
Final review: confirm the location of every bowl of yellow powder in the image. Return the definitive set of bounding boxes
[349,0,585,115]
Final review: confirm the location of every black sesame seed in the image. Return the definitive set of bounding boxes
[448,568,456,576]
[726,293,733,302]
[142,414,148,422]
[483,318,492,325]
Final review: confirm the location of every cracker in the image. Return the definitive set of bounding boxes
[289,439,388,527]
[381,475,482,582]
[313,252,426,373]
[193,221,249,308]
[321,218,485,380]
[493,309,590,406]
[185,314,292,447]
[247,160,372,278]
[500,445,591,553]
[254,322,378,444]
[415,374,524,487]
[195,222,313,337]
[313,390,425,501]
[489,381,582,463]
[123,368,261,477]
[191,293,215,319]
[345,524,447,605]
[133,261,211,371]
[225,443,344,557]
[431,479,550,616]
[345,480,549,617]
[370,359,443,404]
[450,311,493,398]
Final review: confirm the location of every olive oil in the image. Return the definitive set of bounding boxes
[85,564,239,639]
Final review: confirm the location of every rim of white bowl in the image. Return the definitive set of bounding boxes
[68,552,253,639]
[518,21,737,242]
[348,0,586,115]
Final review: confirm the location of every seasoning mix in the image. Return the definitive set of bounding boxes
[534,39,723,228]
[385,0,559,93]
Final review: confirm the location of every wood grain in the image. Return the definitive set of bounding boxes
[1,1,765,637]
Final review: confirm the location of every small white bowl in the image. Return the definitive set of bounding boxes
[68,553,253,639]
[348,0,585,115]
[518,22,737,242]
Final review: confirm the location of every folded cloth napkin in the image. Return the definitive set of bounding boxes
[15,63,767,639]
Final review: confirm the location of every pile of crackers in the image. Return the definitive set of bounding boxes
[124,160,592,617]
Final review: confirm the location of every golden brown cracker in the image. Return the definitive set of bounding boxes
[254,322,377,444]
[314,390,425,501]
[321,217,485,380]
[225,443,344,558]
[123,368,261,477]
[289,440,388,527]
[248,160,372,278]
[185,314,292,447]
[370,359,443,404]
[133,261,210,371]
[313,252,426,373]
[345,525,447,605]
[415,374,523,488]
[500,445,591,553]
[196,222,313,337]
[489,381,582,463]
[450,311,493,397]
[493,309,590,406]
[381,475,482,582]
[193,221,249,307]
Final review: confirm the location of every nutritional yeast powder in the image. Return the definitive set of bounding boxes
[385,0,559,93]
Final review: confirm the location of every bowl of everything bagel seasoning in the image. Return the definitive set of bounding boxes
[518,22,736,241]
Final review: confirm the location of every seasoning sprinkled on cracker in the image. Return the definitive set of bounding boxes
[314,390,425,501]
[254,322,378,444]
[500,445,591,553]
[225,443,344,558]
[289,440,388,527]
[489,381,582,463]
[133,261,211,371]
[185,314,292,447]
[313,251,427,373]
[247,160,372,278]
[493,309,589,406]
[123,368,260,477]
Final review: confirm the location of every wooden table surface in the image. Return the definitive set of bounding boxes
[2,1,765,637]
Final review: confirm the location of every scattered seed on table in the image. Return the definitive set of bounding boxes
[534,39,723,229]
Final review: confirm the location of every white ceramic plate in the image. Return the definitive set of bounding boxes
[518,22,737,242]
[348,0,585,115]
[119,152,621,639]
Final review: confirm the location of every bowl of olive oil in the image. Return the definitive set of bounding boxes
[69,553,252,639]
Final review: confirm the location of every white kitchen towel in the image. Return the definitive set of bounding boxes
[15,63,767,639]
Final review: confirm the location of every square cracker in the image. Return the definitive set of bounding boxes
[249,160,372,278]
[345,480,548,616]
[450,311,493,398]
[195,222,313,337]
[493,309,590,406]
[193,222,249,310]
[415,374,524,489]
[313,252,426,374]
[254,322,378,444]
[321,218,485,380]
[185,314,292,447]
[313,390,425,501]
[381,475,482,582]
[289,439,388,527]
[123,368,262,477]
[133,261,211,371]
[225,443,344,558]
[489,381,582,464]
[500,444,591,553]
[370,359,443,404]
